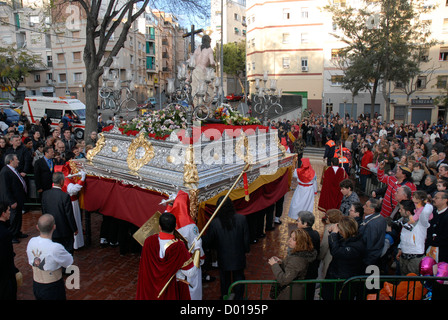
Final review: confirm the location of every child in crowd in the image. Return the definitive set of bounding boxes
[411,190,433,222]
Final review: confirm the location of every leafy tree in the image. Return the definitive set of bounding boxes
[0,46,44,101]
[219,41,246,94]
[324,0,436,121]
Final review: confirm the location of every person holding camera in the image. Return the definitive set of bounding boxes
[395,196,433,275]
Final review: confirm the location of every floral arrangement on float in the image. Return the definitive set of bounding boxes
[118,105,187,139]
[214,105,262,126]
[104,104,263,140]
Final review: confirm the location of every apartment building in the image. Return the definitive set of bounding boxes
[0,0,53,100]
[210,0,247,95]
[246,0,325,115]
[389,0,448,124]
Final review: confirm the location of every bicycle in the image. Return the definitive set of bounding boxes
[99,84,138,113]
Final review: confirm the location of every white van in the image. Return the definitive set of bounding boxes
[23,96,86,139]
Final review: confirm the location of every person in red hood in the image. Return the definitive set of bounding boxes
[288,158,317,220]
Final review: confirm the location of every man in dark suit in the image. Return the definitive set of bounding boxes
[5,135,32,177]
[61,128,77,153]
[33,146,55,199]
[0,154,28,243]
[41,172,78,254]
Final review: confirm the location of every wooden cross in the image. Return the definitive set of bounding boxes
[183,24,203,53]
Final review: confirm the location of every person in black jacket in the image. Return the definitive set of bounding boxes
[41,172,78,254]
[33,146,55,198]
[321,216,365,300]
[0,154,28,243]
[0,202,20,299]
[203,196,250,300]
[5,135,32,177]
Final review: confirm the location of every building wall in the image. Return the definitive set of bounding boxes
[246,0,324,114]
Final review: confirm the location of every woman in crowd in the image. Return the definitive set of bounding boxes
[321,216,365,300]
[318,209,343,280]
[268,228,317,300]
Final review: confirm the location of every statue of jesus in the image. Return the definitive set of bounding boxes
[191,35,215,109]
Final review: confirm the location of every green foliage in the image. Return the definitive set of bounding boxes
[323,0,437,116]
[222,41,246,76]
[0,46,44,99]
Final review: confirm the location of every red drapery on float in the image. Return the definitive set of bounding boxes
[82,176,168,227]
[198,167,291,230]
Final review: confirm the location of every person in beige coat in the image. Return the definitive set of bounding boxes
[318,209,343,280]
[268,229,317,300]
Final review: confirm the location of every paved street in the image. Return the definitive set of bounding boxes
[13,155,325,300]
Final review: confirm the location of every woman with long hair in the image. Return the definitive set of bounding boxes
[268,228,317,300]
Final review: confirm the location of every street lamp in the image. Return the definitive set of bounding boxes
[253,71,283,126]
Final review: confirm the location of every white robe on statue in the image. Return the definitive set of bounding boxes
[288,170,317,220]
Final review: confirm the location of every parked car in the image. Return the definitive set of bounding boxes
[1,108,20,125]
[0,99,22,113]
[138,97,157,109]
[225,93,243,102]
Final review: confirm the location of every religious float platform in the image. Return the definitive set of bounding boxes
[73,116,296,230]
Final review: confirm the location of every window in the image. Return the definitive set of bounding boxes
[252,62,255,71]
[73,51,82,62]
[437,75,448,89]
[47,55,53,67]
[331,75,344,86]
[45,108,62,120]
[301,33,309,44]
[34,74,41,82]
[283,57,290,69]
[283,8,290,20]
[331,49,342,59]
[251,38,255,48]
[301,8,309,19]
[394,105,406,121]
[57,53,65,63]
[58,73,67,83]
[440,47,448,61]
[443,19,448,33]
[282,33,290,44]
[46,73,53,80]
[55,32,64,44]
[234,13,240,21]
[416,76,426,89]
[395,81,404,88]
[301,57,308,71]
[74,72,83,83]
[234,27,240,35]
[72,30,80,41]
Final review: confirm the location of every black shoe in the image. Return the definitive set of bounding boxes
[257,233,266,238]
[18,233,29,239]
[12,238,20,244]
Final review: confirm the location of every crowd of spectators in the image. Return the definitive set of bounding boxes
[267,110,448,300]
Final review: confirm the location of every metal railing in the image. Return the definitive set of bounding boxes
[225,276,448,300]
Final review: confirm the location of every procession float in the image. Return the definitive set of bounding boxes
[72,48,296,233]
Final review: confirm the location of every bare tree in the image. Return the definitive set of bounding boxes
[53,0,208,139]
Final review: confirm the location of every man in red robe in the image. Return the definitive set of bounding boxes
[318,157,348,213]
[136,212,196,300]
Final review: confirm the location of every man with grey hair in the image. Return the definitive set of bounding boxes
[0,154,28,243]
[390,185,413,220]
[439,164,448,182]
[26,214,73,300]
[360,198,387,268]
